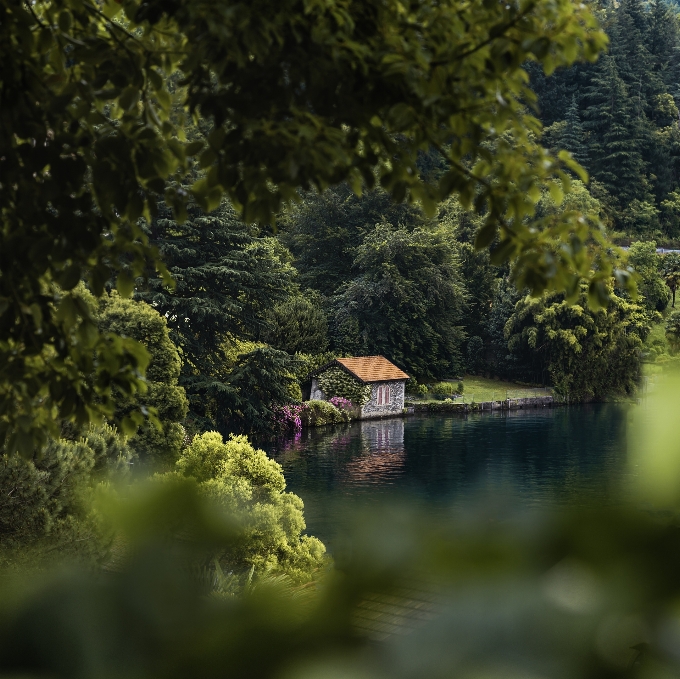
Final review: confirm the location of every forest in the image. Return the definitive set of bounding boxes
[532,0,680,242]
[2,0,680,579]
[128,0,680,437]
[3,0,680,677]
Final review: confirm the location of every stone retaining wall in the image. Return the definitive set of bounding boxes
[411,395,558,414]
[300,396,559,428]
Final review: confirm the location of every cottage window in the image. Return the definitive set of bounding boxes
[376,384,390,405]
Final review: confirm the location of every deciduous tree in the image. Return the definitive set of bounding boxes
[95,292,188,466]
[331,224,466,380]
[171,432,327,585]
[505,284,650,400]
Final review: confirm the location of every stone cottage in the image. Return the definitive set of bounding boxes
[306,356,409,419]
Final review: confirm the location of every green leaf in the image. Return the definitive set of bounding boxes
[119,86,140,111]
[58,264,82,291]
[185,141,204,156]
[474,221,498,250]
[58,10,72,32]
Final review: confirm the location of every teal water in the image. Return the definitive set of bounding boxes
[268,404,631,546]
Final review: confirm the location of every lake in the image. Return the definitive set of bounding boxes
[267,404,632,547]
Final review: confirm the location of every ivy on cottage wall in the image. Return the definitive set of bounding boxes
[317,367,372,406]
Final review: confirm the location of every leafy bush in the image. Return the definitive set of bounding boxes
[456,381,465,394]
[173,432,327,584]
[317,366,371,406]
[299,401,349,427]
[431,382,455,396]
[271,404,305,434]
[95,291,189,465]
[0,424,130,568]
[406,378,429,397]
[627,241,671,313]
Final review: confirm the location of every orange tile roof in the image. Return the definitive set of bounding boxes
[335,356,409,383]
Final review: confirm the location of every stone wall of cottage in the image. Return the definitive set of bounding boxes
[361,380,405,418]
[309,377,325,401]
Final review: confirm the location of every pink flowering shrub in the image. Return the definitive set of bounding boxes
[272,404,304,433]
[273,399,353,433]
[328,396,353,411]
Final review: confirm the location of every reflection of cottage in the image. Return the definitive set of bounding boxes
[343,419,406,484]
[306,356,409,419]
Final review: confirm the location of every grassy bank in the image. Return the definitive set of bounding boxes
[410,376,552,405]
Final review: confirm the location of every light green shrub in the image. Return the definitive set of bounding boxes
[173,432,327,584]
[406,378,428,397]
[431,382,454,396]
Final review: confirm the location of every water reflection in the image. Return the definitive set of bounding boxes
[268,404,630,546]
[342,419,405,486]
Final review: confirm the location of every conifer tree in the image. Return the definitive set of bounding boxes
[137,196,299,434]
[583,55,648,209]
[562,96,589,168]
[647,0,680,91]
[529,0,680,238]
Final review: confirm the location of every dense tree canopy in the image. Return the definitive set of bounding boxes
[137,197,297,434]
[2,0,611,454]
[95,292,188,465]
[531,0,680,239]
[280,184,429,297]
[505,284,650,400]
[330,224,466,379]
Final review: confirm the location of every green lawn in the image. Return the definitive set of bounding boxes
[412,375,552,404]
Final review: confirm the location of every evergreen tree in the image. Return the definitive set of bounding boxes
[216,345,300,436]
[262,294,329,355]
[526,61,589,128]
[138,197,298,434]
[562,96,589,167]
[530,0,680,239]
[611,0,654,110]
[583,55,649,209]
[647,0,680,93]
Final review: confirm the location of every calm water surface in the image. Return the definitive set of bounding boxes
[267,404,632,546]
